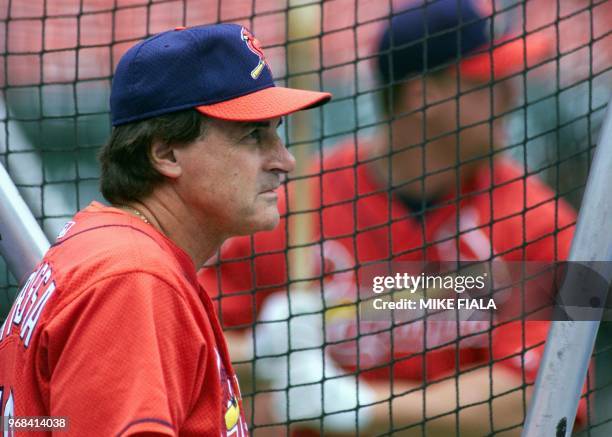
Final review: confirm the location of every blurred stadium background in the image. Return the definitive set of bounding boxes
[0,0,611,435]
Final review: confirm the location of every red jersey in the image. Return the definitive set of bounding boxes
[200,143,577,383]
[0,202,248,436]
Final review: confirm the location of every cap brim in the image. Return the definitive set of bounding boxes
[195,86,332,121]
[460,33,552,80]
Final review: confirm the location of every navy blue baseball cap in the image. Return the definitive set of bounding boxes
[377,0,551,84]
[110,24,331,126]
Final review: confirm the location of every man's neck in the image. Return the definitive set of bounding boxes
[369,129,463,200]
[119,193,225,268]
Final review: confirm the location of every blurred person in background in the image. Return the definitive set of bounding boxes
[199,0,587,435]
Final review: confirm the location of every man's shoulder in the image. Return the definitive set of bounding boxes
[53,212,166,264]
[46,204,192,294]
[489,157,561,203]
[475,157,576,257]
[474,157,570,213]
[53,226,173,273]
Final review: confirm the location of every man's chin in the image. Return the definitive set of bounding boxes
[258,213,280,232]
[235,210,280,236]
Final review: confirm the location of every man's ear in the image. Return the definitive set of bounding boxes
[149,140,182,179]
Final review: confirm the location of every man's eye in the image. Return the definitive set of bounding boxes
[245,129,261,141]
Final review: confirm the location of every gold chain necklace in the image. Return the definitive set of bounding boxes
[120,205,151,225]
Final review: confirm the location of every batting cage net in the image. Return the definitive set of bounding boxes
[1,0,611,435]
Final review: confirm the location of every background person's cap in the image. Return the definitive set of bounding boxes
[110,23,331,126]
[377,0,551,84]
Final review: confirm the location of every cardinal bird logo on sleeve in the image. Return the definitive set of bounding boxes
[240,27,267,79]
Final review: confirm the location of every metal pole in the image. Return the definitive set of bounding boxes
[287,0,320,283]
[0,97,53,281]
[522,98,612,436]
[0,161,50,281]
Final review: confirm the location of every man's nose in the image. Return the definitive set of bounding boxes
[268,140,296,174]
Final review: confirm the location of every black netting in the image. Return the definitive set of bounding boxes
[1,0,611,435]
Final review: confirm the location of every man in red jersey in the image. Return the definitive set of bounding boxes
[199,1,585,435]
[0,23,330,436]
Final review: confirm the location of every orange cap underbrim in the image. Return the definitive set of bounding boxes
[195,86,332,121]
[460,33,552,80]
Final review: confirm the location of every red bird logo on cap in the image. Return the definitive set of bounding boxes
[241,27,267,79]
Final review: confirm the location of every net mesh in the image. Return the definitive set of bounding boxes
[1,0,611,435]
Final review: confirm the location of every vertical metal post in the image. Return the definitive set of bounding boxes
[0,97,52,281]
[287,0,320,283]
[522,98,612,436]
[0,161,50,281]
